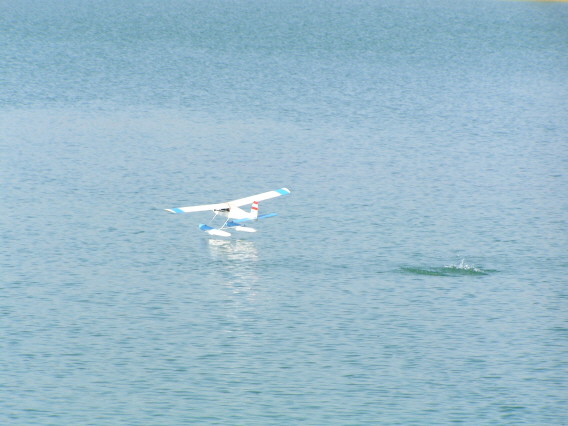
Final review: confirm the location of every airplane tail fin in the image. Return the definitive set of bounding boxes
[250,201,259,219]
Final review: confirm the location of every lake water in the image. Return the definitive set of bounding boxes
[1,0,567,424]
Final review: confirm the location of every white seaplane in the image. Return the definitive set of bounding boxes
[165,187,291,237]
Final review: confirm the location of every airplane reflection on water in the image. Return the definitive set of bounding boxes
[204,239,260,294]
[206,238,258,262]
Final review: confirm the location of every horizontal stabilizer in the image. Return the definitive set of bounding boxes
[258,213,277,219]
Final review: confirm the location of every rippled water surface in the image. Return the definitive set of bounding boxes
[1,0,567,424]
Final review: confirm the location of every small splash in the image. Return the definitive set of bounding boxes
[444,259,485,274]
[401,259,489,277]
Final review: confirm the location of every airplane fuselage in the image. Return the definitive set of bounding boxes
[216,205,254,220]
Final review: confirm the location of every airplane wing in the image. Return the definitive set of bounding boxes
[165,188,290,214]
[228,188,290,207]
[165,202,229,214]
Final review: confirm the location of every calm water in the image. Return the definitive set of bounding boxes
[1,0,567,424]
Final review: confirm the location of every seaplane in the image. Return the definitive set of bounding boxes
[165,187,291,237]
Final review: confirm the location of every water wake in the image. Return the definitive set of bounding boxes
[401,259,489,276]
